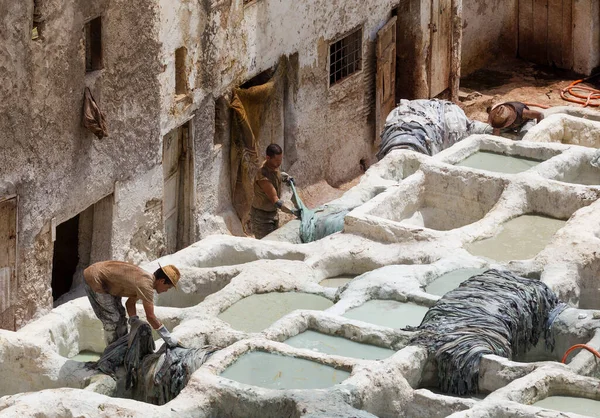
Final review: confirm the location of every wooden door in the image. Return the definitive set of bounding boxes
[429,0,452,97]
[519,0,573,69]
[0,197,17,330]
[163,128,182,254]
[376,16,397,139]
[177,124,193,251]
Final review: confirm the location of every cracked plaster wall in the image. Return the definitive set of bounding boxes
[0,0,416,330]
[461,0,600,76]
[155,0,414,240]
[206,0,404,186]
[461,0,517,76]
[0,0,165,328]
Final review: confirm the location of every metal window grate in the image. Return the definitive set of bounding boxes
[329,28,362,86]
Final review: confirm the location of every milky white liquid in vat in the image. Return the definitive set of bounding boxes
[465,215,565,262]
[426,268,487,296]
[220,351,350,389]
[218,292,333,333]
[457,151,540,174]
[70,350,101,362]
[533,396,600,417]
[285,330,395,360]
[343,300,429,329]
[319,275,355,288]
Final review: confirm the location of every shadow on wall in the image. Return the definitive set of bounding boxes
[577,256,600,310]
[186,244,305,269]
[155,267,241,308]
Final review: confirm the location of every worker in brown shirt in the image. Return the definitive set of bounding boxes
[251,143,299,239]
[487,101,544,136]
[84,261,180,347]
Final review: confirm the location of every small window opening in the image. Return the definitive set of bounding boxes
[329,28,363,86]
[175,47,188,95]
[85,17,103,72]
[214,96,229,147]
[32,0,42,40]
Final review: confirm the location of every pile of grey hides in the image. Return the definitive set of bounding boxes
[410,269,567,395]
[92,319,217,405]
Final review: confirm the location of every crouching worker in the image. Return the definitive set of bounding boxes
[84,261,181,347]
[487,101,544,137]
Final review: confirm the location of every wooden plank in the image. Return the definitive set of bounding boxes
[532,0,549,64]
[429,0,452,97]
[547,0,563,66]
[561,0,573,69]
[518,0,535,61]
[0,198,17,331]
[376,16,397,139]
[163,127,182,254]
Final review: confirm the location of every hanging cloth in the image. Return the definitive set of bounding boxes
[83,87,108,139]
[230,58,287,233]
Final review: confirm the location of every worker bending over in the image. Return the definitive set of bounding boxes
[84,261,180,347]
[487,101,544,136]
[251,143,298,239]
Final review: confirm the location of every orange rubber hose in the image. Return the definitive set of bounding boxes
[522,102,551,109]
[561,344,600,364]
[560,76,600,107]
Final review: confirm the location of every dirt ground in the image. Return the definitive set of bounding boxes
[459,56,600,122]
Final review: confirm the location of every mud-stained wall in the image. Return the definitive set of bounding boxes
[461,0,517,76]
[207,0,402,187]
[572,0,600,75]
[461,0,600,76]
[155,0,407,240]
[0,0,165,328]
[156,0,241,240]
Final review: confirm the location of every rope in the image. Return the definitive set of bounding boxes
[560,75,600,107]
[561,344,600,364]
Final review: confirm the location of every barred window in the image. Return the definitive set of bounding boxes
[329,28,362,86]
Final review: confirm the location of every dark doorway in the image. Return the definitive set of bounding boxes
[51,215,80,301]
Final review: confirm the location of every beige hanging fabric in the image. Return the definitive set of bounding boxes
[83,87,108,139]
[230,58,287,233]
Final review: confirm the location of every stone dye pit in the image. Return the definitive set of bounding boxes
[69,350,102,362]
[4,117,600,417]
[319,275,356,288]
[456,151,541,174]
[285,330,395,360]
[465,215,567,262]
[425,268,488,296]
[343,300,429,329]
[220,351,350,390]
[533,396,600,417]
[217,292,333,333]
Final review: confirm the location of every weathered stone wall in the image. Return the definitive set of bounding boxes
[461,0,517,76]
[461,0,600,76]
[207,0,401,187]
[0,0,165,328]
[155,0,406,240]
[572,0,600,75]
